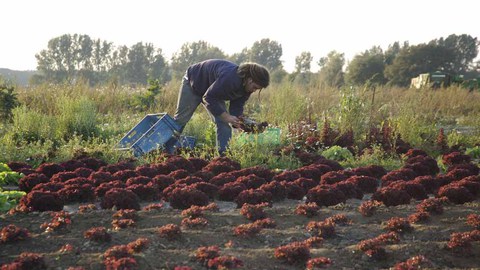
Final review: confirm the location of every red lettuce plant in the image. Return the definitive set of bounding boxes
[195,245,221,266]
[235,189,272,208]
[40,211,72,233]
[233,223,262,237]
[127,237,150,253]
[294,202,320,217]
[394,255,432,270]
[306,257,332,269]
[274,241,311,265]
[385,217,413,233]
[181,217,208,229]
[17,190,64,212]
[167,186,210,210]
[0,224,30,243]
[100,188,140,210]
[157,224,182,240]
[0,252,47,270]
[84,226,111,242]
[207,255,243,269]
[18,173,49,192]
[240,203,269,221]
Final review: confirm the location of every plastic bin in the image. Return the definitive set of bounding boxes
[236,127,281,145]
[176,136,196,149]
[130,113,181,156]
[116,114,165,149]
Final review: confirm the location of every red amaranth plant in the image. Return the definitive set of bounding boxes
[274,241,311,265]
[84,227,111,242]
[0,224,30,243]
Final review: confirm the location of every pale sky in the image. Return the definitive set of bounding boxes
[2,0,479,72]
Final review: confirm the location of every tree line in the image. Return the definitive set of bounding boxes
[32,33,480,87]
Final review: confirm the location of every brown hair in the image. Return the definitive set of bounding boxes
[237,63,270,88]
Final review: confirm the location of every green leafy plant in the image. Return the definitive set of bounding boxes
[465,146,480,159]
[0,190,26,212]
[0,171,24,186]
[321,145,353,161]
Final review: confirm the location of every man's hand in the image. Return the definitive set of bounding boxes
[219,112,240,125]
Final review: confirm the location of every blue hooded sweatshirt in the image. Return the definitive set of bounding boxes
[187,59,251,117]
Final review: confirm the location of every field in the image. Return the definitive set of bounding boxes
[1,150,480,270]
[1,80,480,269]
[1,194,479,270]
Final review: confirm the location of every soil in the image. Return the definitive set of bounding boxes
[1,196,479,270]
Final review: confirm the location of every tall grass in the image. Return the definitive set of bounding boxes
[2,79,479,165]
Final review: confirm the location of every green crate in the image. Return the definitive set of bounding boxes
[236,127,281,145]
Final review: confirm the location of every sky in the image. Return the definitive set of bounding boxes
[2,0,479,73]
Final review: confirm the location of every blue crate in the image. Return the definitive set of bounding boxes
[130,113,181,156]
[176,136,196,149]
[116,114,164,149]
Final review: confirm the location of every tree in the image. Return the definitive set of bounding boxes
[345,46,386,86]
[248,38,283,71]
[228,48,250,64]
[0,78,20,122]
[384,43,454,86]
[317,50,345,88]
[434,34,478,74]
[295,51,313,73]
[35,34,94,83]
[170,41,226,79]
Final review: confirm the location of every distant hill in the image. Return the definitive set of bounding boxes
[0,68,38,87]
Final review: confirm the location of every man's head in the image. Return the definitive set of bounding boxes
[238,63,270,93]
